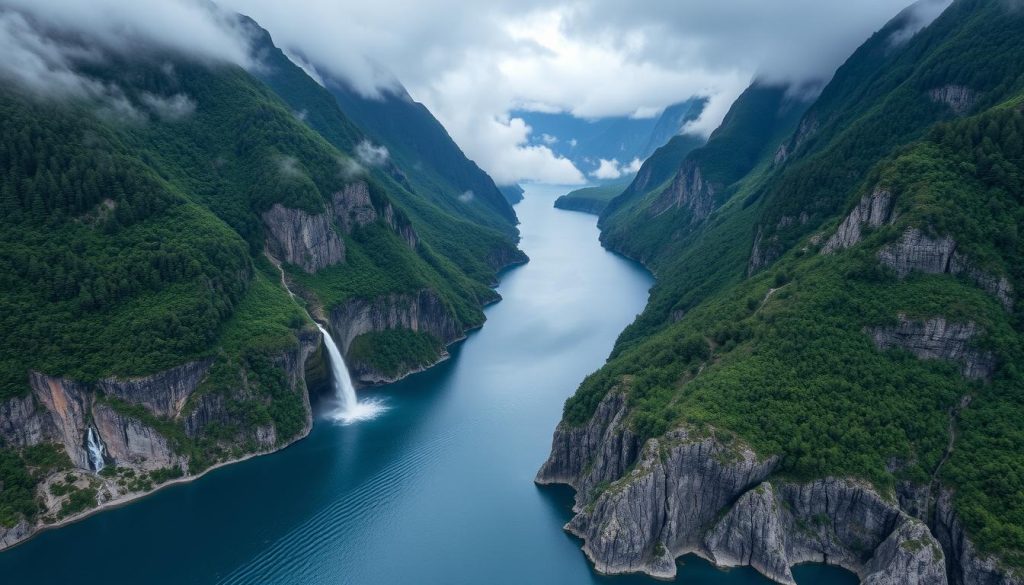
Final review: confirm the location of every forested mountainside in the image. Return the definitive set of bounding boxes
[320,72,518,231]
[540,1,1024,583]
[553,181,631,215]
[0,9,521,548]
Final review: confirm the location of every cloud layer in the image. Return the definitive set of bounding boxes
[2,0,949,185]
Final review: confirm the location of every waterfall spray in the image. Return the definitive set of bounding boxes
[316,324,386,424]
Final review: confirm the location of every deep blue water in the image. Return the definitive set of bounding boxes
[0,185,858,585]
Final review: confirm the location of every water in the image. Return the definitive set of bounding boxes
[315,323,387,424]
[86,426,105,472]
[0,185,857,585]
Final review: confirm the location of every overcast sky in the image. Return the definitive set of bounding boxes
[1,0,950,184]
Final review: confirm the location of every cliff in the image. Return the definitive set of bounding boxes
[538,391,1019,585]
[0,328,321,550]
[328,290,466,385]
[262,204,345,274]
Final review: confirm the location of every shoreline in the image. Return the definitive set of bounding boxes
[1,416,314,553]
[2,250,528,554]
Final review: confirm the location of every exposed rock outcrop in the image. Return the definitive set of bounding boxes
[932,490,1024,585]
[649,161,715,222]
[331,181,418,248]
[929,86,977,116]
[879,228,1014,310]
[97,359,212,418]
[262,204,345,273]
[92,404,179,471]
[539,389,1017,585]
[748,227,780,276]
[0,393,57,448]
[29,373,91,469]
[328,290,464,384]
[823,188,895,253]
[870,316,996,381]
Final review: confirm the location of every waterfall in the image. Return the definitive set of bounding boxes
[315,323,385,424]
[86,427,106,472]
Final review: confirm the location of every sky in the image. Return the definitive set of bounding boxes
[0,0,951,185]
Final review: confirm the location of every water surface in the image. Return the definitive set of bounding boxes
[0,184,856,585]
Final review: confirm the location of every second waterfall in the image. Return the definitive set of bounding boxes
[315,323,386,424]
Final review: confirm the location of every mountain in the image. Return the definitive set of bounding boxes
[538,1,1024,583]
[515,98,706,181]
[320,75,519,231]
[553,181,631,215]
[0,9,523,548]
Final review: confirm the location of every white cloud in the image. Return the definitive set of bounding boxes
[624,157,643,173]
[354,140,389,167]
[224,0,940,184]
[540,133,558,145]
[140,92,196,121]
[590,157,641,180]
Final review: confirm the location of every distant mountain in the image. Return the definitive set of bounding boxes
[515,98,706,180]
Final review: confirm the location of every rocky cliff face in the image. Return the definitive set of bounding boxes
[328,290,464,384]
[649,161,715,222]
[262,204,345,273]
[98,359,213,418]
[331,181,418,249]
[929,86,977,116]
[0,328,322,551]
[92,403,180,471]
[823,188,896,253]
[878,228,1014,310]
[539,391,1019,585]
[870,316,996,381]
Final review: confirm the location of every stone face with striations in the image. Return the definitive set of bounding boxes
[262,204,345,273]
[823,188,895,253]
[878,228,1014,311]
[98,359,212,418]
[870,316,996,381]
[539,392,1019,585]
[929,85,977,116]
[649,161,715,222]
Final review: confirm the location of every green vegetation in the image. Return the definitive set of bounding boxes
[565,0,1024,569]
[349,330,445,378]
[554,182,629,215]
[0,15,521,532]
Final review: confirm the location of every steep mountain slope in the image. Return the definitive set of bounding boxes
[323,76,519,232]
[0,10,522,549]
[539,1,1024,583]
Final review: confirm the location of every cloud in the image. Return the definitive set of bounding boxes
[276,154,305,178]
[888,0,953,46]
[540,133,558,145]
[590,157,642,180]
[458,190,475,202]
[140,92,196,121]
[224,0,943,184]
[354,140,389,167]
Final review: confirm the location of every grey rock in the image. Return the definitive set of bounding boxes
[823,188,895,253]
[649,161,715,222]
[0,519,32,548]
[92,403,180,471]
[329,290,464,384]
[878,228,1013,310]
[933,490,1024,585]
[929,86,977,116]
[870,315,996,381]
[97,359,212,418]
[262,204,345,273]
[0,393,57,448]
[864,517,948,585]
[331,181,418,248]
[705,482,795,584]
